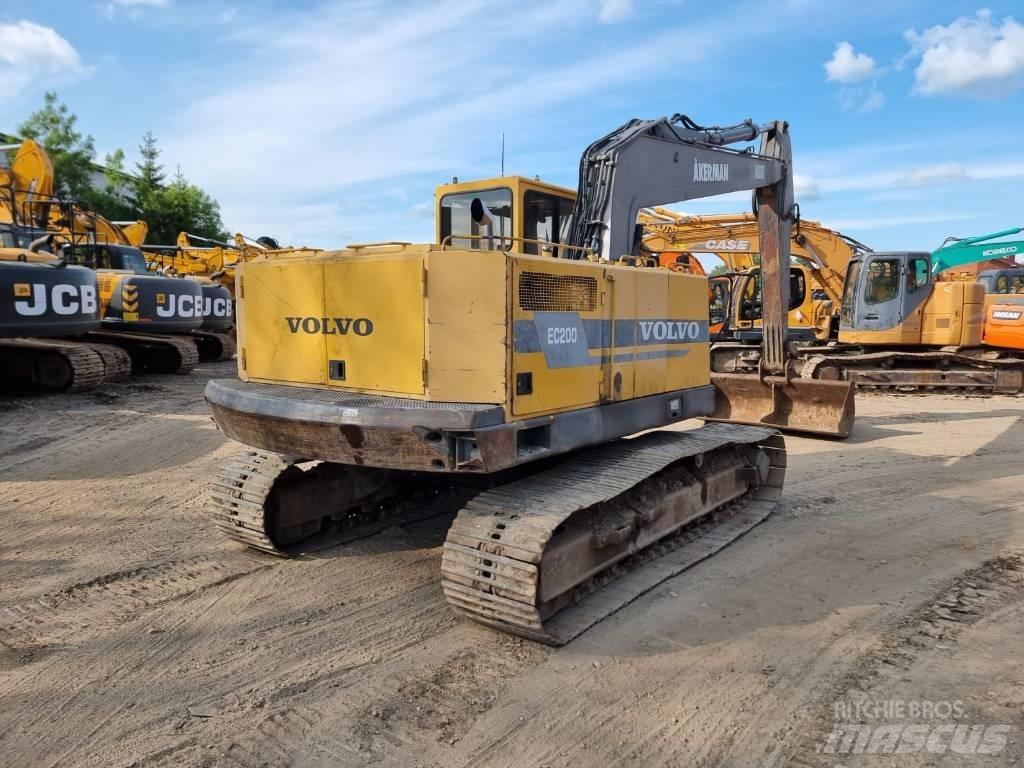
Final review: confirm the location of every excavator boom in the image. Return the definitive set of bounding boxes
[562,115,852,437]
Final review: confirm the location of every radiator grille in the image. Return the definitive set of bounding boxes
[518,271,597,312]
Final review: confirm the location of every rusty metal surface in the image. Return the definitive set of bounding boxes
[800,350,1024,394]
[207,379,717,473]
[708,372,855,439]
[755,123,793,376]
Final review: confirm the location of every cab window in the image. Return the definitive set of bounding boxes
[439,187,512,249]
[907,257,929,292]
[865,258,899,304]
[841,260,862,325]
[996,275,1009,293]
[523,190,574,256]
[709,277,730,326]
[790,270,807,310]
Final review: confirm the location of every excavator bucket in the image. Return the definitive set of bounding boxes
[708,373,855,439]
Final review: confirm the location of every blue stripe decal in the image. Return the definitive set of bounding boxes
[513,312,707,369]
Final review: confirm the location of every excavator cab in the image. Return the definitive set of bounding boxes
[839,251,984,347]
[436,176,576,256]
[730,267,812,340]
[978,268,1024,294]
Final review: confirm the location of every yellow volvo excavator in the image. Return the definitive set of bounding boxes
[206,114,854,644]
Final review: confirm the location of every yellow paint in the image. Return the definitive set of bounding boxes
[238,177,711,419]
[434,175,576,246]
[426,249,507,402]
[840,281,985,347]
[237,258,328,386]
[322,252,426,395]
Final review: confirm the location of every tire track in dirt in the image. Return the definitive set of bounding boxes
[785,552,1024,767]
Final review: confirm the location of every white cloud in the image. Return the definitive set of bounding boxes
[598,0,634,23]
[794,173,820,201]
[824,41,877,83]
[102,0,172,18]
[162,0,786,245]
[897,162,967,186]
[906,10,1024,96]
[837,82,885,113]
[0,20,85,98]
[860,85,884,112]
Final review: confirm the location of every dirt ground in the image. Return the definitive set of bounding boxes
[1,362,1022,768]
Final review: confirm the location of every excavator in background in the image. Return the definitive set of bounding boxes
[1,139,132,390]
[638,210,868,346]
[206,114,854,644]
[142,231,323,303]
[797,229,1024,392]
[0,235,109,393]
[143,232,243,298]
[57,214,236,362]
[0,138,233,369]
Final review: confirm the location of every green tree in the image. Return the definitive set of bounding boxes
[143,167,228,243]
[133,130,165,207]
[17,91,96,199]
[15,93,230,242]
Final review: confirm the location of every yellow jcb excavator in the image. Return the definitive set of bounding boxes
[206,114,854,644]
[11,138,243,367]
[1,139,131,390]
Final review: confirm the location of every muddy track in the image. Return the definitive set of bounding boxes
[0,368,1022,767]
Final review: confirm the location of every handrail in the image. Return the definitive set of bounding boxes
[345,241,413,250]
[439,234,596,260]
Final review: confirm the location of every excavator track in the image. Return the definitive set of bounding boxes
[209,450,481,556]
[800,350,1024,394]
[190,331,237,362]
[44,339,132,383]
[441,423,785,645]
[210,450,292,554]
[0,339,106,393]
[87,331,200,375]
[86,342,133,383]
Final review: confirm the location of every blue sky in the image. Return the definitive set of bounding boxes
[3,0,1024,259]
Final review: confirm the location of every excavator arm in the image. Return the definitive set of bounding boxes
[566,115,794,373]
[931,228,1024,275]
[638,210,867,306]
[564,114,854,436]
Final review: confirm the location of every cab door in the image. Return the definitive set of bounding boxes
[844,253,930,340]
[855,254,904,331]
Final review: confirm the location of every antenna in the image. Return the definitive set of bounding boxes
[501,132,505,176]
